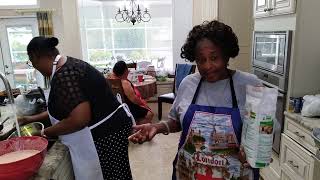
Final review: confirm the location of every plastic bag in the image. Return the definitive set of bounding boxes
[301,95,320,117]
[15,95,37,116]
[241,85,278,168]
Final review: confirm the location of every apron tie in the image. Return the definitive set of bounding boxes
[89,93,136,130]
[116,93,136,126]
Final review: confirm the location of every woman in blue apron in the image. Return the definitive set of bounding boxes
[129,20,261,180]
[20,36,134,180]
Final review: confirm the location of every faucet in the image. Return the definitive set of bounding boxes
[0,72,14,104]
[0,72,20,137]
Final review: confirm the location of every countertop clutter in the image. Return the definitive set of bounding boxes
[284,112,320,131]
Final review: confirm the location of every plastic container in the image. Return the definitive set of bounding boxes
[294,97,303,113]
[0,136,48,180]
[137,74,143,82]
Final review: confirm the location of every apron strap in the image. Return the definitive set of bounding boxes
[191,77,203,104]
[51,54,62,80]
[229,71,238,108]
[89,103,136,130]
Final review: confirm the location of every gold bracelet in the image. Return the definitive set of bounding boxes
[160,121,170,135]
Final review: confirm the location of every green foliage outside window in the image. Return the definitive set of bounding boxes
[89,50,113,61]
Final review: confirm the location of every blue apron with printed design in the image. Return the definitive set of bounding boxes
[172,74,259,180]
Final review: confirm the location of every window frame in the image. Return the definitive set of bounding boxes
[79,1,173,70]
[0,0,39,9]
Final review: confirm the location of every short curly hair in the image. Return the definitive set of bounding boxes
[180,20,239,62]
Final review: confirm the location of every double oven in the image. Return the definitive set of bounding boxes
[252,31,293,154]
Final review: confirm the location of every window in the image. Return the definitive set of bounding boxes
[78,0,173,70]
[0,18,40,90]
[0,0,39,8]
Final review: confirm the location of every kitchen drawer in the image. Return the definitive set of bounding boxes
[260,151,280,180]
[281,171,293,180]
[283,117,318,155]
[280,134,317,180]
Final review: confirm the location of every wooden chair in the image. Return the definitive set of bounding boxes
[106,78,127,104]
[157,64,196,120]
[126,62,137,70]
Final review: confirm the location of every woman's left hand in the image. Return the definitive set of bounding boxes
[128,123,158,144]
[239,146,250,168]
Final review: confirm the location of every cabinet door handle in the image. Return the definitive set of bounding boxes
[288,160,299,169]
[294,131,305,139]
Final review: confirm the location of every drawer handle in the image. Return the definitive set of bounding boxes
[294,131,305,139]
[288,160,299,169]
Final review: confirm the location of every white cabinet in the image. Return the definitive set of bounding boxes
[254,0,296,18]
[254,0,271,17]
[280,134,316,180]
[281,171,292,180]
[280,113,320,180]
[272,0,296,16]
[260,151,281,180]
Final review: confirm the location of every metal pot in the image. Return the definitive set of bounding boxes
[7,122,44,139]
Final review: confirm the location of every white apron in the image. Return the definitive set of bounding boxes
[48,55,135,180]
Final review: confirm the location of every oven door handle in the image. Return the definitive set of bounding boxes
[262,82,286,94]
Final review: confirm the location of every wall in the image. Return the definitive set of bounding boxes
[189,0,253,72]
[193,0,218,25]
[288,0,320,97]
[40,0,82,59]
[218,0,254,72]
[255,14,296,31]
[172,0,193,66]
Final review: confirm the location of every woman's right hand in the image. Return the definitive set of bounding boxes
[17,116,33,126]
[128,123,158,144]
[17,111,49,126]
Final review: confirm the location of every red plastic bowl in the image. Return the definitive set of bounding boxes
[0,136,48,180]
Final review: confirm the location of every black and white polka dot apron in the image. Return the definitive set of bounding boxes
[48,55,135,180]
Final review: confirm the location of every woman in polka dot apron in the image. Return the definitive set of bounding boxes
[21,37,134,180]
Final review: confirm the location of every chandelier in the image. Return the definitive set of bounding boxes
[115,0,151,25]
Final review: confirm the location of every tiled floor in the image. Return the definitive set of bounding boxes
[128,103,180,180]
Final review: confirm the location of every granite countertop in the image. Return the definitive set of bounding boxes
[284,111,320,131]
[31,141,73,180]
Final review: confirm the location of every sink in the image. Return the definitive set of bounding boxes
[0,116,57,151]
[0,108,16,141]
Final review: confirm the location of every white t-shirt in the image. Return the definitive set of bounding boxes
[169,71,262,125]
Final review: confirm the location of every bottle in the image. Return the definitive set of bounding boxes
[288,97,295,113]
[293,97,303,113]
